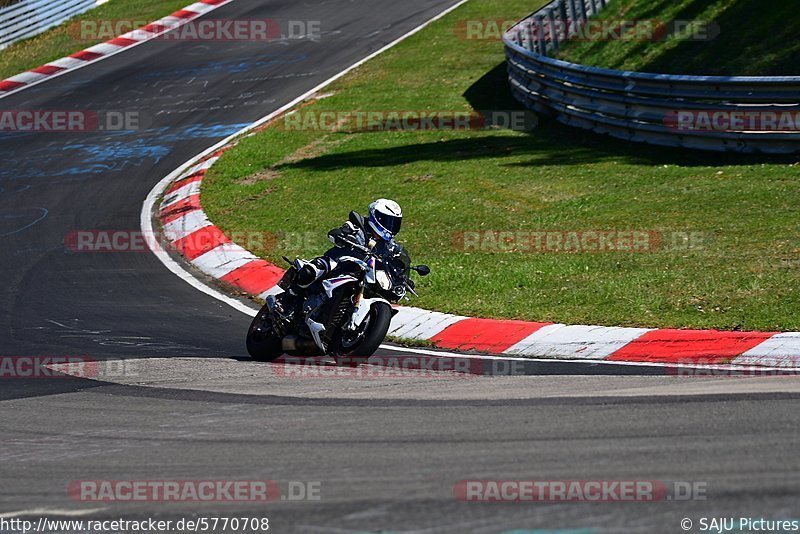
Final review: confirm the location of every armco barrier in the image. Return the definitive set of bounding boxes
[503,0,800,154]
[0,0,101,50]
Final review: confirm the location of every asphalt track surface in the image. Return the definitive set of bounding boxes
[0,1,798,533]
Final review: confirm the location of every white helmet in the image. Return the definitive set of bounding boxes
[368,199,402,241]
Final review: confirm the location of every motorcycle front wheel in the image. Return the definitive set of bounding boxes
[337,302,392,366]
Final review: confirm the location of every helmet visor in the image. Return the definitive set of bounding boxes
[375,211,402,236]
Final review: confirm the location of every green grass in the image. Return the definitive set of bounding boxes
[0,0,198,80]
[202,0,800,332]
[555,0,800,76]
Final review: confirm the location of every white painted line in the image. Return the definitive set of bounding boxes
[0,0,237,100]
[381,343,800,372]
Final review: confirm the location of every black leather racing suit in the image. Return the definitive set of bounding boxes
[295,211,375,288]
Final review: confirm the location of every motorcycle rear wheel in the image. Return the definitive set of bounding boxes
[246,305,284,362]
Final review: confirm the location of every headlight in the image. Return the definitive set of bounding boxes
[376,270,392,290]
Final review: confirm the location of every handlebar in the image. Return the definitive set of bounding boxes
[336,237,423,300]
[338,237,372,255]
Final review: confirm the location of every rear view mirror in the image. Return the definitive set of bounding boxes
[349,210,364,227]
[413,265,431,276]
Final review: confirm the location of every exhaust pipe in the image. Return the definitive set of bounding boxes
[282,335,319,353]
[282,335,298,351]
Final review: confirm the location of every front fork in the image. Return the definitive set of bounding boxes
[306,286,379,354]
[263,294,288,338]
[345,295,392,330]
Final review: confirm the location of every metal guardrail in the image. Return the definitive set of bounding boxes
[503,0,800,154]
[0,0,101,51]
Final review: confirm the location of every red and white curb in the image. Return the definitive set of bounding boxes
[153,146,800,369]
[0,0,234,99]
[141,0,800,370]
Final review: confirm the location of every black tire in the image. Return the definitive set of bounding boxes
[338,302,392,366]
[246,306,284,362]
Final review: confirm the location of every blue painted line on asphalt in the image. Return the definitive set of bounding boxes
[138,53,308,80]
[0,122,250,181]
[62,140,173,165]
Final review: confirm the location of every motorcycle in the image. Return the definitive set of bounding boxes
[246,233,430,365]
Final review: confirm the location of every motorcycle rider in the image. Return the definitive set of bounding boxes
[252,198,407,360]
[292,198,403,291]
